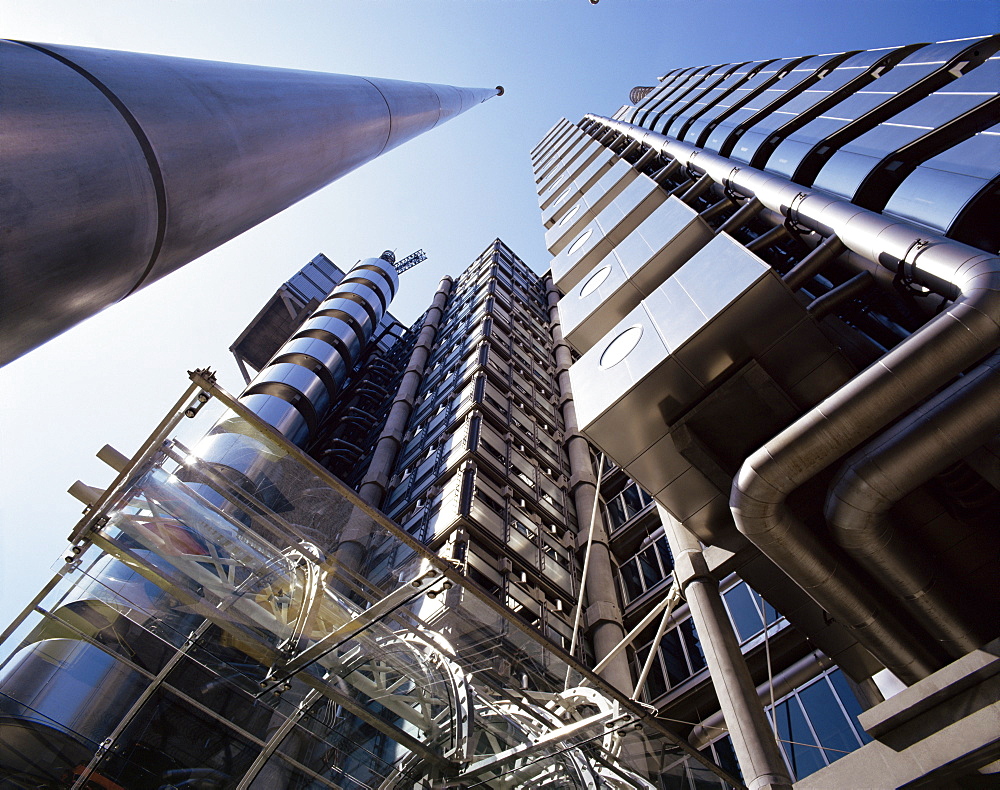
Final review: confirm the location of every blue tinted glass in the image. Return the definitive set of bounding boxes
[829,669,872,743]
[713,735,742,782]
[682,618,706,672]
[621,557,644,601]
[638,645,668,699]
[622,484,644,517]
[661,628,691,686]
[606,497,626,529]
[723,583,764,641]
[774,697,827,779]
[799,677,862,762]
[639,547,663,588]
[656,536,675,574]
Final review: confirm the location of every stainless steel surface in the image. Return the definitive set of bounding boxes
[883,124,1000,234]
[544,160,637,252]
[237,256,399,445]
[560,196,712,354]
[0,39,498,365]
[540,145,616,213]
[579,112,1000,684]
[550,173,666,291]
[826,353,1000,657]
[569,234,843,544]
[0,637,148,747]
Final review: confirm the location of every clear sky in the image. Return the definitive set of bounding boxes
[2,0,997,621]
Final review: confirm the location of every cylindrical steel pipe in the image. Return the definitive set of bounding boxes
[584,112,1000,684]
[236,255,399,448]
[826,353,1000,657]
[659,507,793,790]
[335,276,453,579]
[0,40,499,364]
[546,277,632,695]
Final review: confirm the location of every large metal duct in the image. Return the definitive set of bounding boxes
[0,40,500,365]
[581,113,1000,684]
[826,353,1000,658]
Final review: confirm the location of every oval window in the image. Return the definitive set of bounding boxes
[554,188,573,208]
[579,266,611,298]
[568,228,594,256]
[600,325,643,369]
[558,203,581,226]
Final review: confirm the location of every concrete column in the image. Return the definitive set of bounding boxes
[336,276,453,574]
[659,505,793,790]
[545,277,632,694]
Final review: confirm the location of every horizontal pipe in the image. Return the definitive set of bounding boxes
[584,112,1000,684]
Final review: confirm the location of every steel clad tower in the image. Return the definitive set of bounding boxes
[532,33,1000,790]
[1,32,999,790]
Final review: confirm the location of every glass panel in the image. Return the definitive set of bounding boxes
[606,496,627,529]
[773,696,827,780]
[661,629,691,686]
[656,535,674,575]
[829,668,873,743]
[621,557,645,601]
[681,618,706,673]
[723,583,764,642]
[621,483,645,518]
[798,676,861,763]
[638,546,664,590]
[0,378,734,788]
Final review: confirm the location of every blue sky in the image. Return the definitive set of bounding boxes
[1,0,997,620]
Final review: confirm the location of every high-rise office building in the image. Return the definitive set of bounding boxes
[1,33,998,790]
[531,33,999,789]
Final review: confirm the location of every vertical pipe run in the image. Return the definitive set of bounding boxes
[546,277,632,694]
[335,276,453,576]
[658,506,793,790]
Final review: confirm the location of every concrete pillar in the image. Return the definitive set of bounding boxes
[659,505,793,790]
[336,276,453,574]
[545,277,632,694]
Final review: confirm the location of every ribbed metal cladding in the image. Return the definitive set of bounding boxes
[629,86,656,104]
[238,254,399,447]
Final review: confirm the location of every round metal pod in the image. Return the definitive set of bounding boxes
[247,361,332,419]
[294,315,363,367]
[239,393,311,447]
[312,298,377,340]
[352,256,399,300]
[333,278,389,317]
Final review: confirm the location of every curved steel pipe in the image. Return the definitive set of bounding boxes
[826,353,1000,658]
[0,40,499,364]
[584,113,1000,684]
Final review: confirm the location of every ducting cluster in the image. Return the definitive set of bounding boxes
[565,112,1000,686]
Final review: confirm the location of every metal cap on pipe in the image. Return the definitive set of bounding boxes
[0,40,499,365]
